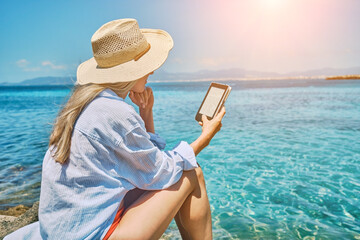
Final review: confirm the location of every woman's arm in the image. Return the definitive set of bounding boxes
[190,107,226,156]
[139,108,155,133]
[129,87,155,133]
[129,87,226,156]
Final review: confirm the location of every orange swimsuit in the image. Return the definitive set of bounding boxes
[103,206,126,240]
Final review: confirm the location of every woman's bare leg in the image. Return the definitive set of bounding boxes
[174,167,212,240]
[109,167,212,240]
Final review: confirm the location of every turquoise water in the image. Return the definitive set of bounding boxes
[0,80,359,239]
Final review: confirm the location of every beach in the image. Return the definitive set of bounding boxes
[1,79,360,239]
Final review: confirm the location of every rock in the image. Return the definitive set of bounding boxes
[0,205,30,217]
[0,216,17,222]
[0,201,39,239]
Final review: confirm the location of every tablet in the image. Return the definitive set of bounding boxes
[195,82,231,122]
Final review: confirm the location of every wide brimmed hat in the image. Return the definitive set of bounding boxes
[76,19,173,85]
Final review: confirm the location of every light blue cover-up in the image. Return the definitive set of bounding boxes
[5,89,198,239]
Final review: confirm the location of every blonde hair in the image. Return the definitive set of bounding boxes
[49,80,138,164]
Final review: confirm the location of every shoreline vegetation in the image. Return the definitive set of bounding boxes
[326,74,360,80]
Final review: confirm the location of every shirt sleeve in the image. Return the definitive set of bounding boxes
[148,132,166,150]
[114,124,198,190]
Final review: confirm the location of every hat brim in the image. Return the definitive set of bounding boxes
[76,29,174,85]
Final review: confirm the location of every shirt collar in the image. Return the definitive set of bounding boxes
[98,89,124,99]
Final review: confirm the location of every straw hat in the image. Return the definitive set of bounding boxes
[76,19,173,85]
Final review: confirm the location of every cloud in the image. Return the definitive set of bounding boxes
[16,59,67,72]
[42,61,67,70]
[16,59,30,68]
[16,59,41,72]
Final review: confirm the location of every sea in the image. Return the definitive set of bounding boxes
[0,79,359,239]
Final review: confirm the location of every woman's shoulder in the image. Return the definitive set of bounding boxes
[74,89,144,142]
[93,89,134,113]
[82,89,138,119]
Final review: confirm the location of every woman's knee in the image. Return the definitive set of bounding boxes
[182,166,205,189]
[194,166,205,183]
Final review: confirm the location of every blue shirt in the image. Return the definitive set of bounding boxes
[5,89,198,240]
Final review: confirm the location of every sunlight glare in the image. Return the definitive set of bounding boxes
[259,0,287,10]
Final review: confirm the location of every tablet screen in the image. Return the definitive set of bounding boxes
[199,87,225,117]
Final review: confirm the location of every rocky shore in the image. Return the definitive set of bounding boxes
[0,202,39,239]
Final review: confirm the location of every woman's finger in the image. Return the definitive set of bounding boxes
[135,92,142,105]
[143,88,148,107]
[129,91,136,102]
[215,106,226,120]
[141,93,146,108]
[137,92,144,105]
[201,114,209,124]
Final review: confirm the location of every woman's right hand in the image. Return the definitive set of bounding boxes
[199,106,226,144]
[190,106,226,156]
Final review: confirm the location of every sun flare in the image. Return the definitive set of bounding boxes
[260,0,287,10]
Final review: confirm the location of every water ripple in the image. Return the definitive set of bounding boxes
[1,83,360,238]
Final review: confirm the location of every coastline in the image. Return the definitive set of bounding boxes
[326,74,360,80]
[2,74,360,86]
[150,75,356,83]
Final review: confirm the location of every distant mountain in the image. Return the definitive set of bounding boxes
[152,66,360,81]
[0,76,76,86]
[152,68,282,81]
[1,66,359,86]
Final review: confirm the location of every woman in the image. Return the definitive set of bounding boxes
[5,19,225,240]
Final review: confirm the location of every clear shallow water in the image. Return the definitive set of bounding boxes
[1,80,359,239]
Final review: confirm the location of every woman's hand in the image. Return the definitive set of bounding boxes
[129,87,155,133]
[190,106,226,156]
[129,87,154,110]
[199,106,226,143]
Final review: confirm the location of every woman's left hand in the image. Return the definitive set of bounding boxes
[129,87,154,110]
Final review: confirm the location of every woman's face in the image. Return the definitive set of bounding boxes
[130,72,154,93]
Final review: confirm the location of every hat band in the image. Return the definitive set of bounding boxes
[95,41,150,68]
[134,43,151,61]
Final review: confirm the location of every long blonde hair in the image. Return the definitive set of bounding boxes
[49,80,138,164]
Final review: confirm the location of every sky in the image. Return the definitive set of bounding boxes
[1,0,360,83]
